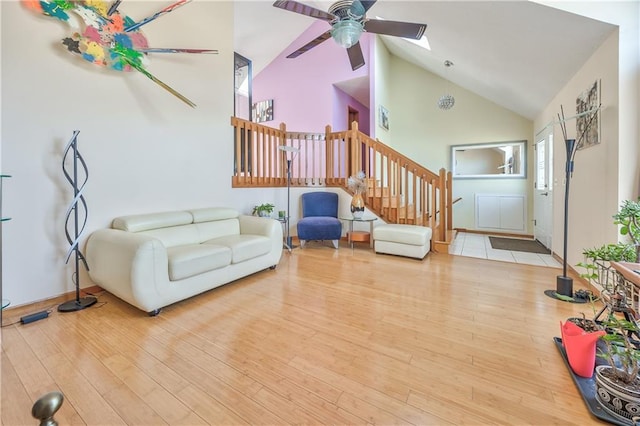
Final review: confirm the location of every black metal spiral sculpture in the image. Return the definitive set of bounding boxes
[58,131,96,312]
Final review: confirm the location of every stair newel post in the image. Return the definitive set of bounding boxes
[324,124,332,184]
[349,123,360,177]
[439,168,447,242]
[351,120,363,178]
[446,170,453,232]
[280,122,287,186]
[325,124,334,185]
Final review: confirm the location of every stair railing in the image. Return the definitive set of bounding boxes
[230,117,452,242]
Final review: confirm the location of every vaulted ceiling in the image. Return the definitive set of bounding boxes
[234,1,616,120]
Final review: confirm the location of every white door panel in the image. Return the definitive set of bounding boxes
[534,130,553,249]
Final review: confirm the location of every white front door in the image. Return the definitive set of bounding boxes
[534,128,553,249]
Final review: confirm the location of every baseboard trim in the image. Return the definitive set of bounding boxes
[2,286,104,319]
[455,228,534,240]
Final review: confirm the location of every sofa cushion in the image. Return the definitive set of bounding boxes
[373,224,432,246]
[297,216,342,241]
[166,244,231,281]
[195,219,241,242]
[205,234,271,264]
[112,211,193,232]
[140,224,204,248]
[189,207,239,223]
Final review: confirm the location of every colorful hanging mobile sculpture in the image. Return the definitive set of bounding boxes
[22,0,218,107]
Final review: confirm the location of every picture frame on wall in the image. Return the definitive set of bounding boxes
[379,105,389,130]
[576,79,601,150]
[253,99,274,123]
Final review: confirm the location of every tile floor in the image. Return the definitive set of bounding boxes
[449,232,563,268]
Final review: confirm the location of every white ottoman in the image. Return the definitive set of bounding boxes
[373,224,432,259]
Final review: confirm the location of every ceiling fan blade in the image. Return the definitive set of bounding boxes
[349,0,365,16]
[346,42,365,71]
[273,0,336,22]
[364,19,426,39]
[356,0,377,13]
[286,30,332,59]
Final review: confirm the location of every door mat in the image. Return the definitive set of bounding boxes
[489,236,551,254]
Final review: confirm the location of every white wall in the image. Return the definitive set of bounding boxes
[386,56,533,232]
[0,1,262,307]
[534,1,640,270]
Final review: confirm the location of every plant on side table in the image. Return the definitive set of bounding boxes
[579,244,636,287]
[594,301,640,424]
[614,198,640,263]
[252,203,275,217]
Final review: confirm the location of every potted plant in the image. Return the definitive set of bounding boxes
[594,305,640,423]
[578,244,637,287]
[613,198,640,263]
[252,203,275,217]
[578,198,640,292]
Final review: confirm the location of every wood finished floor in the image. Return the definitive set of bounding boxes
[1,244,606,425]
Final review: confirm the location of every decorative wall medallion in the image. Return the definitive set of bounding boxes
[22,0,218,107]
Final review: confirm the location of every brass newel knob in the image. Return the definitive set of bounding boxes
[32,391,64,426]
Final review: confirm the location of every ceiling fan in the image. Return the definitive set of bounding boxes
[273,0,427,71]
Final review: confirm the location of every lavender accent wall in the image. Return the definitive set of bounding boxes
[332,86,370,134]
[253,20,371,133]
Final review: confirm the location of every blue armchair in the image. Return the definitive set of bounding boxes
[297,192,342,249]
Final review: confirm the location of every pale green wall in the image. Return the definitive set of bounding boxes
[386,55,533,232]
[372,37,392,142]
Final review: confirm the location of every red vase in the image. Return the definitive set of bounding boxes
[560,320,605,378]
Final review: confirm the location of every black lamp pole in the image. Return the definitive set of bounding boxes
[285,158,292,248]
[556,138,576,296]
[279,145,299,251]
[544,103,600,302]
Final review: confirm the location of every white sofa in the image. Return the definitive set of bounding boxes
[85,207,282,315]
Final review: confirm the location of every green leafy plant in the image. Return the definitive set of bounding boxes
[598,312,640,385]
[578,198,640,284]
[578,244,637,282]
[252,203,275,217]
[613,198,640,262]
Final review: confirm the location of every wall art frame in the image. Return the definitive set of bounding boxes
[253,99,274,123]
[379,105,389,130]
[576,79,601,150]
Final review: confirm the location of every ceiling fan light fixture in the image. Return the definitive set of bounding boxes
[331,19,363,48]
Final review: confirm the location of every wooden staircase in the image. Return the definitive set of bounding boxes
[230,117,455,252]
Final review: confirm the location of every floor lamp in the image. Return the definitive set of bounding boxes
[545,104,600,303]
[279,145,299,251]
[59,131,97,312]
[555,136,577,297]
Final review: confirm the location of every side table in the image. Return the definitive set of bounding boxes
[610,261,640,288]
[276,217,293,253]
[340,216,377,249]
